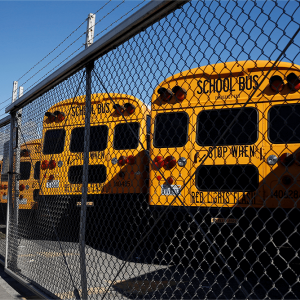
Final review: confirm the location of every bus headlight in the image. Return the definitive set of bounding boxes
[178,157,187,167]
[267,155,278,165]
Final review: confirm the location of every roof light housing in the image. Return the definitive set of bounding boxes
[287,73,300,91]
[113,104,125,116]
[269,75,284,93]
[158,87,173,102]
[54,111,65,122]
[124,103,135,114]
[45,112,56,123]
[172,86,187,102]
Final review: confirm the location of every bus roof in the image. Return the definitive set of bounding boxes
[47,93,146,111]
[160,61,300,85]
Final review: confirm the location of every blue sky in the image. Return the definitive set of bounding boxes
[0,0,149,118]
[1,0,300,122]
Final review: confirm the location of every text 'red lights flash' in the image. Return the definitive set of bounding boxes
[269,75,284,93]
[172,86,187,101]
[287,73,300,91]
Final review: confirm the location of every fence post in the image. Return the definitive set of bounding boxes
[5,81,20,269]
[79,12,96,300]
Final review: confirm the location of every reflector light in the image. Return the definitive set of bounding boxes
[20,149,30,157]
[280,153,294,166]
[267,155,278,165]
[111,158,118,165]
[282,175,293,186]
[45,111,56,123]
[157,176,162,181]
[127,155,136,165]
[164,156,177,170]
[124,103,135,114]
[178,157,187,167]
[54,111,65,122]
[166,177,174,185]
[269,75,284,93]
[172,86,187,101]
[153,156,165,169]
[118,156,127,166]
[49,175,54,180]
[41,160,49,170]
[113,104,125,115]
[19,184,25,191]
[48,160,56,170]
[19,195,23,199]
[287,73,300,91]
[158,87,173,102]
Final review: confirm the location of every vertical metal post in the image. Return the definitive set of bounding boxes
[79,13,95,300]
[5,81,19,269]
[85,13,96,48]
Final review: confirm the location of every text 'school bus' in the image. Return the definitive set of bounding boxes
[18,139,41,220]
[38,93,149,244]
[149,61,300,268]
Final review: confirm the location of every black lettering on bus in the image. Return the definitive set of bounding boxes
[105,103,110,113]
[197,80,203,94]
[231,146,238,157]
[223,146,228,157]
[216,78,222,93]
[253,75,259,88]
[208,147,213,158]
[223,78,229,92]
[246,76,252,90]
[250,146,255,157]
[210,79,215,93]
[203,80,209,94]
[239,76,245,91]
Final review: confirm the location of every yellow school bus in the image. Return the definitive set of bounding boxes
[149,61,300,267]
[38,93,149,244]
[17,139,41,238]
[18,139,41,213]
[0,160,8,224]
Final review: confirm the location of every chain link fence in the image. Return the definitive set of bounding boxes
[0,0,300,299]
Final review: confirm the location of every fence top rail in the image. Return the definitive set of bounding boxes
[0,115,10,128]
[5,0,189,114]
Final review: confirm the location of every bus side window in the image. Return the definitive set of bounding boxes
[146,115,151,150]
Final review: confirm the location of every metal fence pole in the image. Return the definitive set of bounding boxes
[79,13,95,300]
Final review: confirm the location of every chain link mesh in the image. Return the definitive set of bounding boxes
[1,0,300,299]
